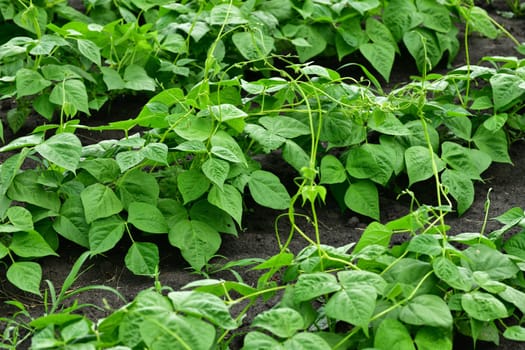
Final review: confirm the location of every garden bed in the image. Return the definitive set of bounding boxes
[1,0,525,349]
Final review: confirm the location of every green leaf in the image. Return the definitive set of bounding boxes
[414,327,452,350]
[175,140,208,153]
[117,169,159,209]
[462,244,519,281]
[100,67,125,90]
[417,0,452,33]
[10,230,57,258]
[49,79,89,116]
[282,140,310,172]
[245,124,286,153]
[232,31,274,60]
[461,291,508,321]
[344,180,379,220]
[301,65,339,80]
[248,170,290,210]
[125,242,159,276]
[442,115,472,141]
[211,131,246,165]
[383,0,420,40]
[464,6,499,39]
[208,184,242,226]
[209,104,248,122]
[403,29,442,72]
[168,291,236,329]
[483,113,508,131]
[490,73,525,111]
[472,125,511,163]
[252,308,304,338]
[400,294,453,328]
[320,155,346,184]
[368,110,410,136]
[177,169,210,204]
[123,64,156,91]
[344,0,380,13]
[374,318,415,350]
[116,150,145,172]
[7,171,60,212]
[15,69,51,97]
[470,95,493,110]
[53,196,89,248]
[294,25,326,62]
[353,222,392,253]
[441,142,491,180]
[128,202,168,234]
[504,326,525,341]
[89,215,125,255]
[346,143,393,186]
[243,331,282,350]
[140,314,215,350]
[284,332,332,349]
[441,169,474,215]
[190,200,237,235]
[499,286,525,314]
[169,219,221,271]
[432,257,472,291]
[80,158,120,183]
[141,143,168,164]
[294,273,341,302]
[173,114,213,141]
[7,206,33,231]
[407,234,442,256]
[76,39,101,66]
[161,32,186,54]
[210,3,247,25]
[503,232,525,260]
[81,183,123,224]
[13,6,47,35]
[7,108,27,134]
[7,262,42,296]
[405,146,445,186]
[338,270,387,296]
[259,115,310,139]
[202,157,229,189]
[0,150,29,195]
[35,133,82,172]
[325,284,376,329]
[359,42,395,82]
[0,242,9,259]
[366,17,398,49]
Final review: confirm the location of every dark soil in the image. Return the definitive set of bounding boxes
[1,4,525,349]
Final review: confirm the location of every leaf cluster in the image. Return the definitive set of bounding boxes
[0,0,505,135]
[14,205,525,349]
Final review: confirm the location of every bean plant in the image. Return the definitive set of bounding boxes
[0,0,508,135]
[0,0,525,349]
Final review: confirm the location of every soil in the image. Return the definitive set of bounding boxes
[1,3,525,349]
